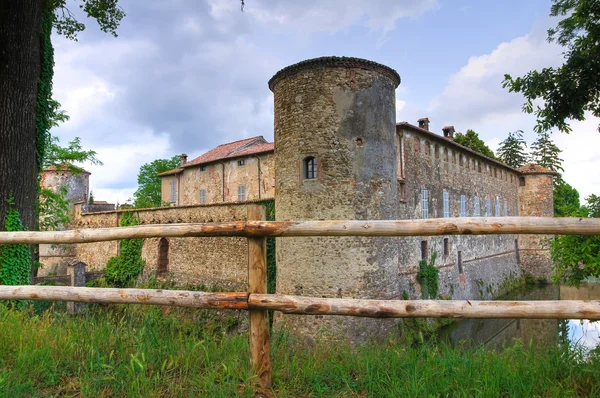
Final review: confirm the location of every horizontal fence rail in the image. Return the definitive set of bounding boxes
[1,286,599,320]
[0,286,249,309]
[2,217,600,244]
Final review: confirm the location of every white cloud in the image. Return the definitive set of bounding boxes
[425,22,600,198]
[218,0,439,33]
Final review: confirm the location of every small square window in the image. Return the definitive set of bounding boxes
[238,159,246,166]
[200,166,207,171]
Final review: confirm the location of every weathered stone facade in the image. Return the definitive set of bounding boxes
[160,137,274,206]
[517,165,557,278]
[70,201,261,289]
[270,57,402,339]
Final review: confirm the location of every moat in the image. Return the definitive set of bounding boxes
[439,282,600,351]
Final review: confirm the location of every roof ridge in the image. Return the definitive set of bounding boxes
[229,137,267,155]
[214,135,264,148]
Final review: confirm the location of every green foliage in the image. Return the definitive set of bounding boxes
[0,304,599,396]
[0,199,31,286]
[52,0,125,40]
[530,131,564,176]
[551,194,600,285]
[256,200,276,295]
[416,252,438,299]
[497,130,528,168]
[453,129,496,159]
[36,5,56,171]
[38,186,71,231]
[503,0,600,134]
[42,136,103,172]
[105,213,145,287]
[88,190,95,204]
[132,156,181,208]
[554,181,581,217]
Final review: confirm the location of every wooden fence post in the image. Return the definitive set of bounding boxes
[247,204,272,390]
[67,261,86,314]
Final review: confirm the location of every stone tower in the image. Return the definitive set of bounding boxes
[39,165,90,276]
[269,56,401,341]
[518,164,557,279]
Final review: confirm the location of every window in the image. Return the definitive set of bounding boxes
[514,204,519,216]
[399,182,406,202]
[460,195,466,217]
[474,196,481,217]
[434,144,439,159]
[421,240,428,260]
[495,198,501,216]
[237,185,246,201]
[443,191,450,218]
[169,180,176,203]
[424,141,431,156]
[421,189,429,219]
[459,155,464,167]
[199,189,206,204]
[303,156,317,179]
[443,238,449,256]
[504,201,508,216]
[237,159,246,166]
[457,251,463,274]
[486,198,491,216]
[200,166,206,172]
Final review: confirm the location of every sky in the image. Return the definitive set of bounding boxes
[50,0,600,205]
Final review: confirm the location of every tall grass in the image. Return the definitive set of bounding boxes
[0,304,598,397]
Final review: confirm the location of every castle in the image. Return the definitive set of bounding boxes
[40,57,556,340]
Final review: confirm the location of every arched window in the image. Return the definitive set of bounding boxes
[303,156,317,179]
[158,238,169,276]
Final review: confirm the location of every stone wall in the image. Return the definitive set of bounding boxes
[518,167,556,278]
[397,124,523,300]
[161,153,274,206]
[66,201,268,289]
[271,57,402,340]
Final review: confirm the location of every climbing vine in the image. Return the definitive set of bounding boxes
[0,198,32,286]
[105,212,146,287]
[416,252,439,299]
[257,200,276,294]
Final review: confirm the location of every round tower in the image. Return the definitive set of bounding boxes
[517,164,557,279]
[270,57,401,341]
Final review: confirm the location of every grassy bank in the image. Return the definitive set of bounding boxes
[0,304,598,397]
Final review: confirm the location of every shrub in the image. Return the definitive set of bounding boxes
[105,213,145,287]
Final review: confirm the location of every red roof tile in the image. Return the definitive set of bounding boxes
[183,136,274,168]
[519,164,559,175]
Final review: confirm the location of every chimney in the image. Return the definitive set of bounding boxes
[418,117,430,131]
[180,153,188,167]
[442,126,455,141]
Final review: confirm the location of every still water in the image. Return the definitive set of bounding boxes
[438,282,600,351]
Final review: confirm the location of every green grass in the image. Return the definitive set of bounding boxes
[0,304,598,397]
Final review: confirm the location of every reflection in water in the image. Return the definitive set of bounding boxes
[439,283,600,351]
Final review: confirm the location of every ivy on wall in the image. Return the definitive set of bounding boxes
[0,198,31,286]
[417,252,439,299]
[257,200,276,295]
[36,5,55,170]
[105,212,146,287]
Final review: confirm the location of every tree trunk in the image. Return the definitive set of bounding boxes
[0,1,43,235]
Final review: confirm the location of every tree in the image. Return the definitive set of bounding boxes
[0,1,123,270]
[453,129,497,159]
[554,181,581,217]
[88,191,95,205]
[497,130,528,168]
[132,156,181,208]
[529,131,564,176]
[503,0,600,134]
[551,193,600,285]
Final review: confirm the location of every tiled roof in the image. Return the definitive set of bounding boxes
[519,164,559,175]
[182,136,274,168]
[157,167,183,177]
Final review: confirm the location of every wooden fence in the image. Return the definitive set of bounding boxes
[2,206,600,390]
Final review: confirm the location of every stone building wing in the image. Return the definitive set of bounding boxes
[182,136,273,168]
